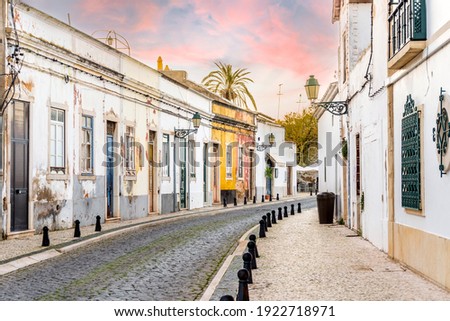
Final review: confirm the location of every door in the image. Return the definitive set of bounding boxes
[249,149,254,198]
[179,138,187,209]
[106,121,115,218]
[212,143,220,203]
[287,166,292,195]
[148,131,156,212]
[11,101,29,232]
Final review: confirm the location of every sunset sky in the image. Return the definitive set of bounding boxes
[22,0,338,119]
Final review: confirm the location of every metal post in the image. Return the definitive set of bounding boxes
[242,253,253,284]
[223,198,227,207]
[259,220,266,238]
[266,212,272,228]
[276,193,279,200]
[271,210,277,224]
[298,203,302,213]
[291,204,295,215]
[284,206,288,218]
[42,226,50,247]
[236,269,250,301]
[261,195,265,203]
[247,241,258,269]
[234,197,237,206]
[74,220,81,237]
[262,215,268,232]
[278,207,283,220]
[95,215,102,232]
[249,234,259,257]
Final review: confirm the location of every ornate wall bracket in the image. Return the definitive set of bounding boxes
[313,101,348,116]
[432,88,450,177]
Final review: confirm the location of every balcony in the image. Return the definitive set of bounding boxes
[388,0,426,70]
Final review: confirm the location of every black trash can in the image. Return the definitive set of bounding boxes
[316,192,335,224]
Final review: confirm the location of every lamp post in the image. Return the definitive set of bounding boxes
[257,133,275,151]
[304,75,348,115]
[174,112,201,138]
[173,112,202,212]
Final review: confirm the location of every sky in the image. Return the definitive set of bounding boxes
[21,0,338,119]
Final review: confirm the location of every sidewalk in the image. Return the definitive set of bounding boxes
[205,208,450,301]
[0,195,307,275]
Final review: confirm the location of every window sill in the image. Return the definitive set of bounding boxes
[47,174,70,181]
[161,176,171,182]
[124,175,137,181]
[78,175,96,181]
[404,207,424,217]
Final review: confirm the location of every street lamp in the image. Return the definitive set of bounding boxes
[257,133,275,151]
[304,75,348,115]
[174,112,201,138]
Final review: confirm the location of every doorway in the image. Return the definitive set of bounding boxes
[106,121,116,219]
[179,138,187,209]
[10,101,29,231]
[148,131,156,213]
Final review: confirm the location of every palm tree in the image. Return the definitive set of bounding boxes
[202,62,257,111]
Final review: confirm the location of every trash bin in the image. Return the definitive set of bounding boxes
[316,192,335,224]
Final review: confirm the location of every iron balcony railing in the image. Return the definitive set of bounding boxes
[388,0,426,60]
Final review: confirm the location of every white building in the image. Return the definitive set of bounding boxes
[0,2,213,237]
[388,0,450,290]
[313,82,344,220]
[255,113,297,200]
[333,0,389,250]
[330,0,450,290]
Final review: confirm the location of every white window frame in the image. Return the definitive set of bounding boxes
[162,134,170,177]
[50,107,65,174]
[226,144,232,179]
[81,115,94,175]
[125,126,135,175]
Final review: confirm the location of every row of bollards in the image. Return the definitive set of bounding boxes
[223,193,283,208]
[221,202,302,301]
[42,215,103,247]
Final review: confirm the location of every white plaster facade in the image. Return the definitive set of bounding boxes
[255,114,297,200]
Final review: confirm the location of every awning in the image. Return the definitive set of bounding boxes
[266,153,286,167]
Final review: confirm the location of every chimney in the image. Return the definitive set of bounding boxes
[157,56,163,71]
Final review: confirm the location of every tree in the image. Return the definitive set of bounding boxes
[278,110,318,166]
[202,62,257,111]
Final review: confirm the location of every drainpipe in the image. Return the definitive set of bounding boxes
[173,137,177,213]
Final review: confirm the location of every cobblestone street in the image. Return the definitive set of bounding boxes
[0,198,316,300]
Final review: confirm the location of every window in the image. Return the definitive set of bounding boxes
[238,147,244,178]
[401,95,421,210]
[226,144,232,179]
[50,108,65,174]
[189,140,195,178]
[162,134,170,177]
[125,126,135,174]
[81,115,93,174]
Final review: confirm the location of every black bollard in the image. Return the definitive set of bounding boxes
[262,216,268,232]
[298,203,302,213]
[244,197,247,205]
[223,198,227,207]
[271,210,277,224]
[266,212,272,228]
[247,241,258,269]
[95,215,102,232]
[276,193,280,200]
[74,220,81,238]
[242,252,253,284]
[220,295,235,301]
[249,234,259,258]
[291,204,295,215]
[284,206,288,218]
[278,207,283,220]
[236,269,250,301]
[259,219,266,238]
[261,195,265,203]
[234,197,237,206]
[310,188,313,196]
[253,196,256,204]
[42,226,50,247]
[269,194,272,202]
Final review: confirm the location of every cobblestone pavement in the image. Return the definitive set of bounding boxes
[0,197,315,301]
[246,209,450,301]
